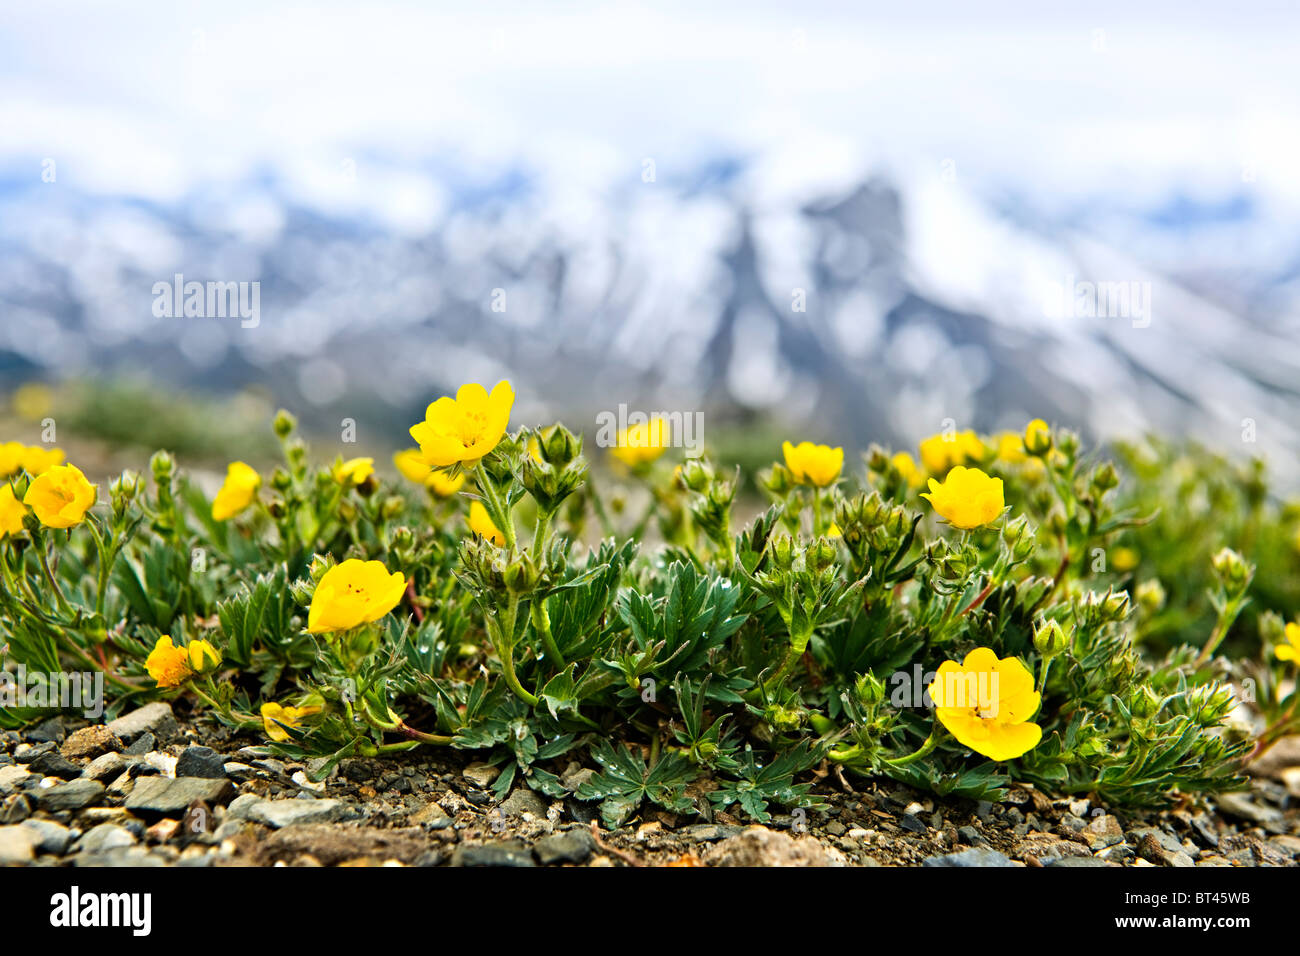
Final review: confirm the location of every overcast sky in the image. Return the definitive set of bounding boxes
[3,0,1298,223]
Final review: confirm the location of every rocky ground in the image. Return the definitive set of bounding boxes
[1,704,1297,868]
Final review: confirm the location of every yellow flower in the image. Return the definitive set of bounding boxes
[0,442,25,478]
[929,647,1043,761]
[187,639,222,675]
[891,451,923,488]
[996,431,1027,464]
[1112,547,1139,573]
[610,416,670,468]
[1024,418,1052,456]
[467,500,505,546]
[393,449,466,497]
[307,559,407,634]
[1277,623,1300,663]
[919,430,985,475]
[826,522,842,538]
[20,445,66,476]
[409,381,514,468]
[0,485,26,537]
[260,702,322,742]
[922,465,1005,530]
[145,635,194,688]
[12,384,53,421]
[332,457,375,487]
[782,441,844,487]
[212,461,261,521]
[23,463,96,529]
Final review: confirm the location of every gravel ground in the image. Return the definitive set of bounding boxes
[1,704,1297,868]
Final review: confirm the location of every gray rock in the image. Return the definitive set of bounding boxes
[122,733,156,756]
[561,767,595,793]
[123,776,232,816]
[175,746,227,779]
[1098,843,1136,864]
[500,788,548,819]
[15,742,56,764]
[957,825,989,847]
[28,750,83,779]
[78,823,136,854]
[410,801,453,828]
[82,753,131,782]
[452,841,537,867]
[27,717,64,743]
[74,846,165,867]
[226,793,268,821]
[20,818,72,855]
[248,798,358,829]
[0,764,32,794]
[0,824,36,864]
[463,762,501,788]
[1047,856,1116,867]
[923,848,1016,867]
[106,703,176,744]
[534,828,596,865]
[1215,792,1283,826]
[0,794,33,823]
[37,779,105,811]
[679,823,743,842]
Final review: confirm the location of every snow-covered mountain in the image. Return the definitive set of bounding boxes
[1,166,1298,460]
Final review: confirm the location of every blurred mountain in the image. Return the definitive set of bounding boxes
[2,166,1298,460]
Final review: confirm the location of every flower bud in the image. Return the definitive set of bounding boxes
[761,463,793,496]
[150,450,175,483]
[1258,609,1285,645]
[538,425,582,467]
[186,639,222,675]
[308,553,334,584]
[1135,578,1166,614]
[1103,589,1131,622]
[1023,418,1052,456]
[770,533,796,572]
[809,536,837,573]
[504,551,540,594]
[1129,685,1161,720]
[1033,618,1069,659]
[273,409,297,439]
[865,444,891,473]
[679,458,712,494]
[381,496,406,520]
[1210,547,1253,591]
[1091,462,1119,492]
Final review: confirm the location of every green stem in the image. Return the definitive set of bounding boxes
[763,633,810,694]
[883,726,941,766]
[34,532,73,617]
[475,463,517,552]
[493,594,538,706]
[531,596,564,666]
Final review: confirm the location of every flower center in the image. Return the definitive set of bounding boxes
[459,409,488,446]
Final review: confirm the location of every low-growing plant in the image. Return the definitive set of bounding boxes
[2,394,1297,823]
